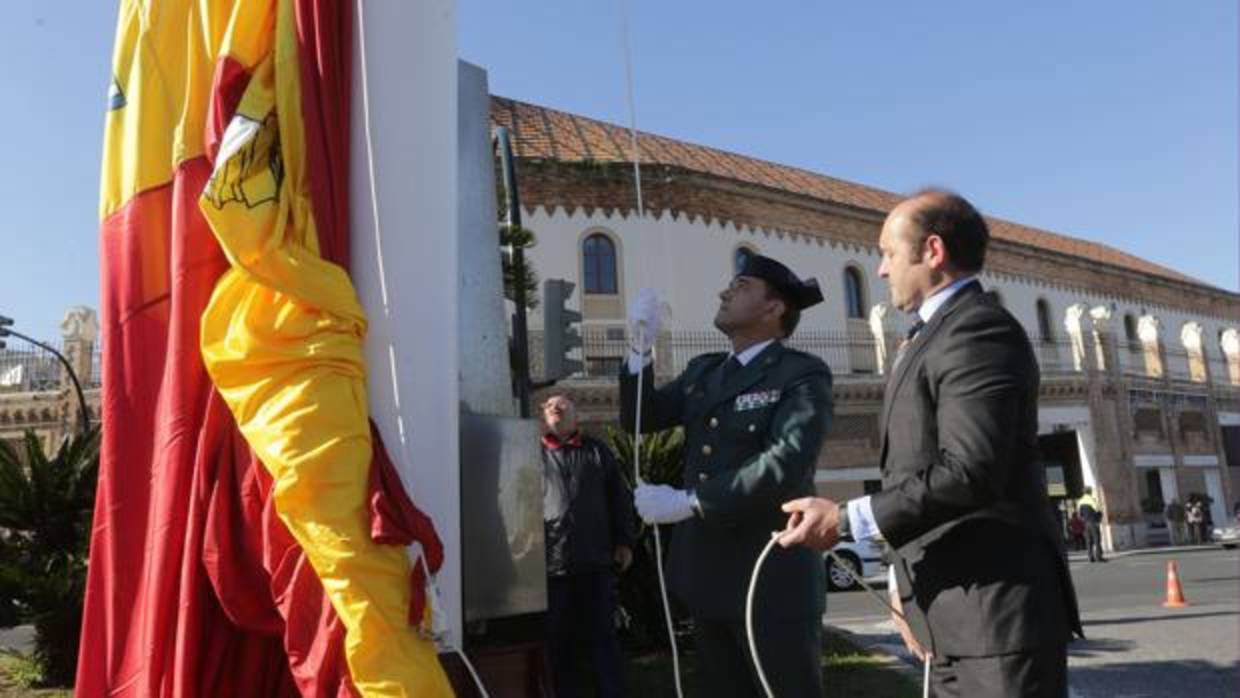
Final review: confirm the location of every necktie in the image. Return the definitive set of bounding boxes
[905,319,926,341]
[891,320,925,374]
[721,355,742,383]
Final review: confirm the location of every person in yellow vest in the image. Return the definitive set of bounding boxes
[1077,488,1105,562]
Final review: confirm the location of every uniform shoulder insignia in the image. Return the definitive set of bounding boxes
[781,346,828,369]
[687,352,727,368]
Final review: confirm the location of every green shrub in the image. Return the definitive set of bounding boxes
[0,427,99,687]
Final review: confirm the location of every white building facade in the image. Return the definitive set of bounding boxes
[484,96,1240,553]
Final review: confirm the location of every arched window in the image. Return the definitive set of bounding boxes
[734,246,756,275]
[582,233,618,294]
[843,266,866,319]
[1125,314,1140,353]
[1036,298,1054,342]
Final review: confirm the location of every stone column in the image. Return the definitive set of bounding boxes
[1089,305,1116,374]
[868,302,895,375]
[1179,321,1208,383]
[1219,328,1240,386]
[1075,304,1141,551]
[1137,314,1165,380]
[1063,303,1094,373]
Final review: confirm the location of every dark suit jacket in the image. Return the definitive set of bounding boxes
[620,342,831,620]
[872,282,1083,658]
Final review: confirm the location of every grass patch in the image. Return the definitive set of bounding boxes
[625,630,919,697]
[0,654,71,698]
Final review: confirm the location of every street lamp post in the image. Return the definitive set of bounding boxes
[0,315,91,435]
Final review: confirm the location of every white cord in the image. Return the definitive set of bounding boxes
[747,541,933,698]
[356,3,489,696]
[631,326,685,698]
[618,0,645,219]
[617,2,681,689]
[416,553,491,698]
[745,535,780,697]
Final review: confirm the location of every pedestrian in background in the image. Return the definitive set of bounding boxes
[1078,487,1105,563]
[1186,497,1205,545]
[1068,511,1086,551]
[541,394,636,698]
[1163,498,1185,546]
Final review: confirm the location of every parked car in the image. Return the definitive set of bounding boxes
[1214,523,1239,549]
[824,535,888,591]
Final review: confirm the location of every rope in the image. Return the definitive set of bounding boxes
[747,538,932,697]
[745,536,781,697]
[617,1,682,694]
[630,326,684,698]
[618,0,645,219]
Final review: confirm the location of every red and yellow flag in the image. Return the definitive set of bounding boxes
[82,2,452,695]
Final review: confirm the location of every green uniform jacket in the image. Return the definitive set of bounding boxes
[620,341,832,620]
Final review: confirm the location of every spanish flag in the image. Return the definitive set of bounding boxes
[80,2,452,695]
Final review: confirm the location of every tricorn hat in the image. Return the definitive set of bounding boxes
[736,254,824,310]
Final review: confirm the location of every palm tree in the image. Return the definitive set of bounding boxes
[0,426,100,687]
[605,424,684,489]
[605,426,691,650]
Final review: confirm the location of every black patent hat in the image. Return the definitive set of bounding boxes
[736,254,824,310]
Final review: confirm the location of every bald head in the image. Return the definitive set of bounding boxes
[878,189,988,313]
[541,394,579,437]
[894,189,989,273]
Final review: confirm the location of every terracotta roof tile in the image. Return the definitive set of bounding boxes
[491,96,1207,288]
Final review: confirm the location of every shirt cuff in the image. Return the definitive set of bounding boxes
[626,349,652,374]
[687,489,703,518]
[846,496,882,541]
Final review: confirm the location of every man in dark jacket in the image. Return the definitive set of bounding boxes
[542,393,635,698]
[622,255,832,697]
[780,190,1082,697]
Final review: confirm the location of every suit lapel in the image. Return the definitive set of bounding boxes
[702,342,783,416]
[879,283,983,466]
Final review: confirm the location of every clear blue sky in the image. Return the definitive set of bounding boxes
[1,2,1235,342]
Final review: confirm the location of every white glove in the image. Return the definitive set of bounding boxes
[635,483,695,524]
[627,288,662,354]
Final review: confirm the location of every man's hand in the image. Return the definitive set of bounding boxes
[890,589,929,661]
[613,545,633,573]
[634,484,694,524]
[777,497,842,550]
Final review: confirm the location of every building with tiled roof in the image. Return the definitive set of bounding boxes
[493,95,1240,553]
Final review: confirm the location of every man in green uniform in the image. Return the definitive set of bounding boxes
[620,254,833,697]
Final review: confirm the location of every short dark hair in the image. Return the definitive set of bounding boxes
[763,283,802,337]
[906,189,989,273]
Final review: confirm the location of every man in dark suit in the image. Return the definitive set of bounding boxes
[621,255,832,697]
[779,190,1082,697]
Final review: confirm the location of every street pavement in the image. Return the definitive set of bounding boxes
[825,545,1240,697]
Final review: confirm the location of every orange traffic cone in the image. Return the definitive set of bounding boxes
[1162,560,1189,608]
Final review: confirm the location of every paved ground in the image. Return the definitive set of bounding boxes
[0,625,32,654]
[825,545,1240,697]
